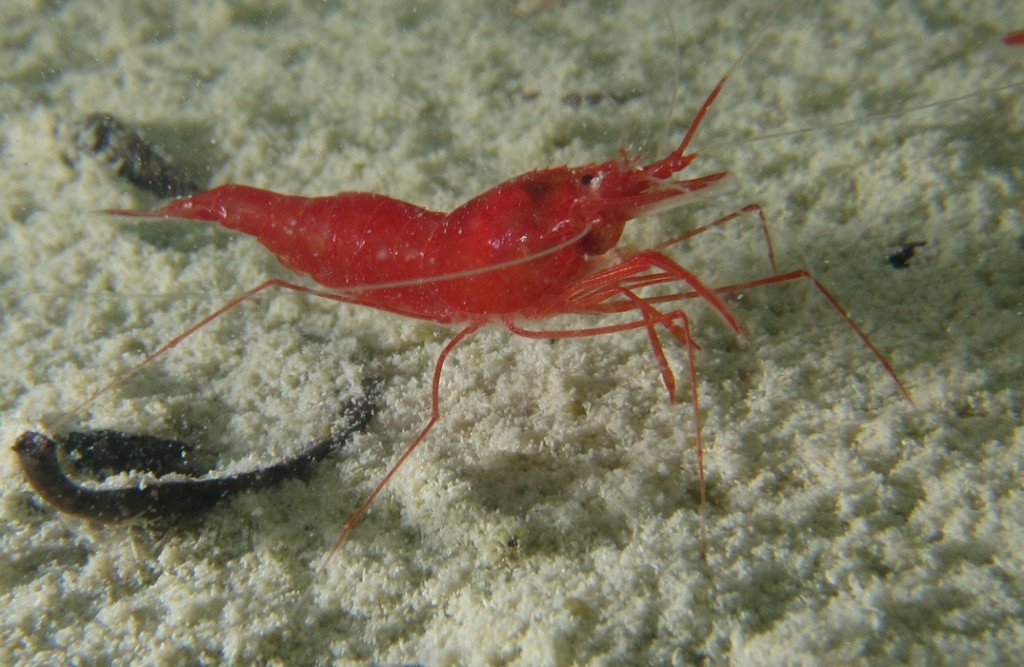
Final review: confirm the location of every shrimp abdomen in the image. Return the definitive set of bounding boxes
[110,185,448,292]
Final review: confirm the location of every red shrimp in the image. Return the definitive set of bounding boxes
[98,65,911,561]
[1003,30,1024,47]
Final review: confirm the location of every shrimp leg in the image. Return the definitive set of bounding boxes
[656,203,778,275]
[59,278,385,428]
[506,296,709,555]
[707,270,914,403]
[325,321,484,561]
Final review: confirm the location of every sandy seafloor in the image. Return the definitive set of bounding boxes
[1,0,1022,665]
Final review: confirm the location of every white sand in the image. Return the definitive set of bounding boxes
[2,0,1022,664]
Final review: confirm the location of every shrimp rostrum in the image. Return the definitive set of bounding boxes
[102,72,910,558]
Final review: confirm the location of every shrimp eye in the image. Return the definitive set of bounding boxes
[580,174,597,187]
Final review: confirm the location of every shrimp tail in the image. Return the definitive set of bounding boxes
[106,184,285,224]
[105,184,446,291]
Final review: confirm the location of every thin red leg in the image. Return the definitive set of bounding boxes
[655,203,778,275]
[323,321,484,563]
[710,269,913,403]
[610,291,708,558]
[544,249,746,338]
[55,278,384,430]
[580,269,913,403]
[507,297,690,402]
[509,294,710,559]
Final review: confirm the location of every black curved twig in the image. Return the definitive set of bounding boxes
[12,385,379,522]
[75,113,202,198]
[59,429,198,477]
